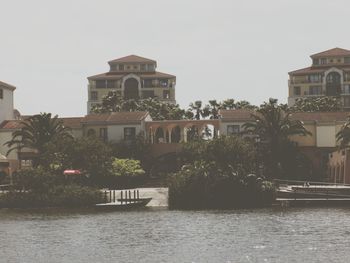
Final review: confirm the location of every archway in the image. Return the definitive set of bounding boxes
[326,72,341,96]
[155,127,165,143]
[124,78,139,100]
[171,126,181,143]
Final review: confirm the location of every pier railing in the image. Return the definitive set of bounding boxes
[102,189,141,203]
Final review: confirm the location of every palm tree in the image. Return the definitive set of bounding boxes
[243,98,310,178]
[189,101,209,120]
[5,113,72,166]
[336,117,350,148]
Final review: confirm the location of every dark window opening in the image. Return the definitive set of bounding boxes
[124,127,136,141]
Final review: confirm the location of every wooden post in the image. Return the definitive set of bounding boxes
[137,190,139,200]
[133,190,136,202]
[113,190,115,202]
[121,191,123,204]
[109,190,112,203]
[104,191,107,203]
[129,190,131,203]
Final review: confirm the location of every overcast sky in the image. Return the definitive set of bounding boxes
[1,0,350,117]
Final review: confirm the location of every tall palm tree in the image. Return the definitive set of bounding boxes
[189,101,209,120]
[5,113,72,166]
[243,98,310,178]
[336,117,350,148]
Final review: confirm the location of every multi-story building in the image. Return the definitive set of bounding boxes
[288,48,350,109]
[0,80,15,124]
[87,55,176,113]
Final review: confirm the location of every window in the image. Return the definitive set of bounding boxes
[141,64,146,71]
[106,80,116,89]
[96,80,106,89]
[110,64,117,71]
[227,125,240,135]
[309,86,322,95]
[118,64,124,71]
[143,79,153,88]
[99,128,108,142]
[321,58,327,64]
[344,97,350,107]
[294,86,301,96]
[0,89,3,99]
[159,79,168,87]
[124,127,136,140]
[313,58,319,65]
[345,57,350,64]
[147,64,155,71]
[344,85,350,94]
[133,65,138,70]
[309,74,321,83]
[163,90,170,99]
[90,91,98,100]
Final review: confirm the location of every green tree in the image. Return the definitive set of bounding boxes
[336,117,350,148]
[188,101,210,120]
[5,113,72,167]
[243,98,311,178]
[181,136,257,175]
[110,158,145,177]
[291,97,342,112]
[91,93,187,121]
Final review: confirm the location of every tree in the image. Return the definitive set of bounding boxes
[336,117,350,148]
[243,98,311,178]
[180,136,257,176]
[188,101,210,120]
[5,113,72,167]
[291,97,342,112]
[110,158,145,177]
[91,93,187,121]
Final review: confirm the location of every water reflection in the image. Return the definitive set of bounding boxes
[0,208,350,262]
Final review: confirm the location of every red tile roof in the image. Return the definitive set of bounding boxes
[289,66,350,76]
[0,80,16,91]
[88,71,175,80]
[219,109,255,121]
[60,117,84,129]
[310,48,350,58]
[82,112,149,124]
[288,67,326,75]
[108,55,156,64]
[0,120,23,130]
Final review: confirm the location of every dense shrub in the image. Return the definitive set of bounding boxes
[0,185,103,208]
[168,162,275,209]
[0,168,103,208]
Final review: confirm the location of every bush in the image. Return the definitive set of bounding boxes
[13,167,63,192]
[0,167,104,208]
[168,161,275,209]
[0,185,103,208]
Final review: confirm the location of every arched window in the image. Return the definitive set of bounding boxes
[124,78,139,100]
[326,72,341,96]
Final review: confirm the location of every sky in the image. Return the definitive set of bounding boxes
[1,0,350,117]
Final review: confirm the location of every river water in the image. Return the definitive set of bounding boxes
[0,207,349,263]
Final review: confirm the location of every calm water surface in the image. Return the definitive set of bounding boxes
[0,207,349,263]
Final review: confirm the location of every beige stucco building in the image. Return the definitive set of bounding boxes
[288,48,350,109]
[87,55,176,113]
[0,81,15,124]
